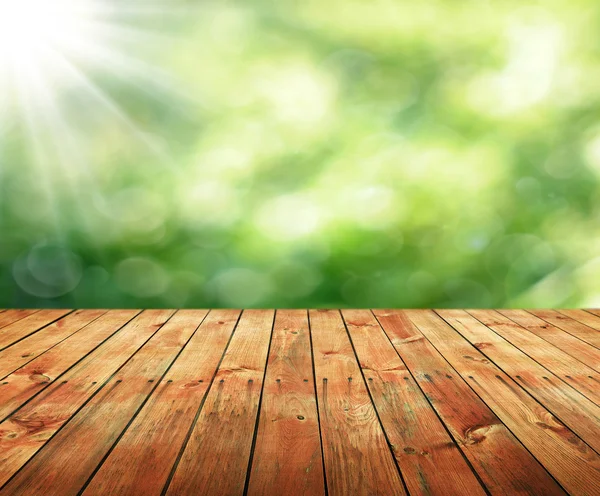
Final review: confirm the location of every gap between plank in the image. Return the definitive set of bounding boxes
[0,310,176,491]
[307,309,329,496]
[77,310,212,495]
[0,310,143,424]
[368,310,492,496]
[160,309,244,496]
[435,309,600,458]
[338,310,410,496]
[242,310,277,496]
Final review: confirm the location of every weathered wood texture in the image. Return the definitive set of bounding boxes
[165,309,275,496]
[0,309,598,495]
[309,309,406,496]
[82,309,239,496]
[247,310,325,496]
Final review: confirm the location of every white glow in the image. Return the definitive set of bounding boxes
[466,10,563,116]
[255,194,323,241]
[0,0,181,236]
[0,0,100,79]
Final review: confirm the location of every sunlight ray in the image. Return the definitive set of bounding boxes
[14,61,65,239]
[43,48,178,171]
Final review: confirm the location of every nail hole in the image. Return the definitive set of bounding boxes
[297,415,305,420]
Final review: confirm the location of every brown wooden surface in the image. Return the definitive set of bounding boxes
[0,309,106,379]
[0,309,599,495]
[165,309,274,496]
[498,310,600,372]
[247,310,325,496]
[83,309,239,496]
[343,309,486,496]
[310,309,406,496]
[530,310,600,349]
[0,309,71,350]
[373,309,565,496]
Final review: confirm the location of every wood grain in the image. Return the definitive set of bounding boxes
[374,309,564,496]
[165,309,274,496]
[1,310,206,496]
[247,310,325,496]
[0,310,139,421]
[0,308,598,495]
[410,310,600,496]
[309,309,406,496]
[440,310,600,451]
[0,309,174,488]
[560,309,600,331]
[342,309,486,496]
[0,310,106,379]
[0,310,71,350]
[469,309,600,405]
[0,310,39,330]
[82,309,239,496]
[498,309,600,372]
[530,310,600,349]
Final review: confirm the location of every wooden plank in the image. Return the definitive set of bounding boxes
[0,310,72,350]
[164,309,274,496]
[586,309,600,319]
[373,309,564,496]
[82,309,239,496]
[498,309,600,372]
[309,309,406,496]
[560,309,600,332]
[342,309,486,496]
[530,310,600,349]
[0,310,106,379]
[408,309,600,496]
[0,310,39,330]
[0,309,174,488]
[439,309,600,452]
[247,310,325,496]
[1,310,207,496]
[469,309,600,405]
[0,310,140,421]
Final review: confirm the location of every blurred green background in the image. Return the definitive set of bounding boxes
[1,0,600,308]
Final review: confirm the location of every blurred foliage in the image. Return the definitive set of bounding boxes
[2,0,600,308]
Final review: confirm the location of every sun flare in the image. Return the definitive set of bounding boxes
[0,0,182,235]
[0,0,104,94]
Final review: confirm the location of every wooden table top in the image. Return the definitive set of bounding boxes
[0,309,599,495]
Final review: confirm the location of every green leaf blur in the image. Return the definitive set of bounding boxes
[1,0,599,308]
